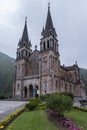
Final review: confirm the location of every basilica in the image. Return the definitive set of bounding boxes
[13,5,86,99]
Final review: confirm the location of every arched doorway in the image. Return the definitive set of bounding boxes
[24,87,27,98]
[29,85,33,98]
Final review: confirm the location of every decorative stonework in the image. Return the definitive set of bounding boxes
[13,6,86,100]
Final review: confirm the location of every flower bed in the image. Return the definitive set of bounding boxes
[0,108,25,129]
[46,109,82,130]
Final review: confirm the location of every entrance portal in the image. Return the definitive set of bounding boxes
[24,87,27,98]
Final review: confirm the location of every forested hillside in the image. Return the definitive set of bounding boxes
[0,52,15,98]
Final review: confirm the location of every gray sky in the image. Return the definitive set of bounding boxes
[0,0,87,69]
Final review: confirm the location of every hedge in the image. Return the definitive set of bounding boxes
[0,108,25,129]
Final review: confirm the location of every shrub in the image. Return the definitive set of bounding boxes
[37,103,46,110]
[60,92,73,100]
[40,94,50,102]
[30,97,41,104]
[46,94,73,116]
[25,98,42,111]
[26,101,38,111]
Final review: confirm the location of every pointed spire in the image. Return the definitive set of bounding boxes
[21,16,29,43]
[45,3,54,32]
[48,2,50,10]
[42,3,57,37]
[18,17,31,48]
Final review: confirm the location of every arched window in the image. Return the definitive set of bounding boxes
[52,40,54,49]
[43,41,45,50]
[26,51,27,57]
[17,84,19,90]
[47,40,50,48]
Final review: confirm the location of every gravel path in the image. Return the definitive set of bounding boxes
[0,101,28,120]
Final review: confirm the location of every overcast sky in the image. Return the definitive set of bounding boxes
[0,0,87,69]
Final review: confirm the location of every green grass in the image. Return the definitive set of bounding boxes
[6,110,58,130]
[65,108,87,130]
[6,109,87,130]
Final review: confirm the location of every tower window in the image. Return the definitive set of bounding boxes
[43,41,46,50]
[47,40,50,48]
[26,51,27,57]
[22,51,23,57]
[17,84,19,90]
[52,39,54,49]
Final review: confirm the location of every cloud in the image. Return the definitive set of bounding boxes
[0,0,87,68]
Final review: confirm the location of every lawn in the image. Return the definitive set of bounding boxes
[6,110,58,130]
[65,108,87,130]
[5,109,87,130]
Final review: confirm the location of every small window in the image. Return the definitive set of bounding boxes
[52,40,54,48]
[43,42,45,50]
[47,40,49,48]
[17,84,19,90]
[26,51,27,57]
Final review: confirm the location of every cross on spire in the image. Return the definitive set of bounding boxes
[48,2,50,10]
[25,16,27,24]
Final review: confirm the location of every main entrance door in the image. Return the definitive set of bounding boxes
[24,87,27,98]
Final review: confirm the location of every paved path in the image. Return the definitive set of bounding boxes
[0,101,28,120]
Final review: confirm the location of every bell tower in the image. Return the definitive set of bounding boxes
[15,18,32,99]
[15,17,32,80]
[16,17,32,61]
[40,4,59,53]
[39,4,60,95]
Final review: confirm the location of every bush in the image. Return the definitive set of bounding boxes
[60,92,73,100]
[30,97,41,104]
[40,94,50,102]
[46,94,73,116]
[37,103,46,110]
[26,102,38,111]
[0,94,7,99]
[25,98,42,111]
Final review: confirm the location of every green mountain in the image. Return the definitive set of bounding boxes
[0,52,15,98]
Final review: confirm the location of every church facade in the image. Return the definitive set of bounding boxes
[13,6,86,99]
